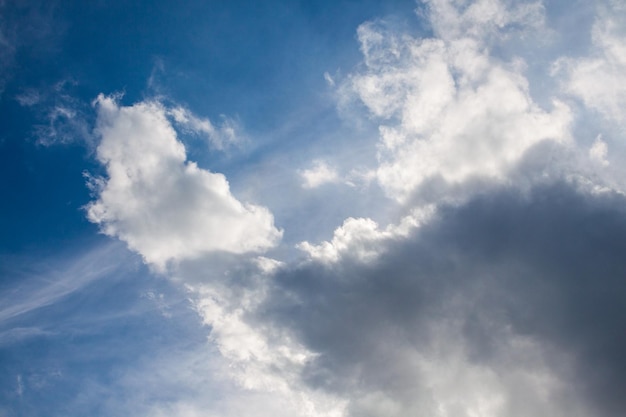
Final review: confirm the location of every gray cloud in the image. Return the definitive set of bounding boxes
[260,181,626,417]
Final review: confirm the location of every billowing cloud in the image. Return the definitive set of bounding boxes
[342,0,572,202]
[86,95,282,270]
[297,205,434,263]
[266,183,626,417]
[556,1,626,126]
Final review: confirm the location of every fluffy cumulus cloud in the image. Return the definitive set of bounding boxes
[85,95,340,417]
[297,205,435,264]
[86,95,282,270]
[557,1,626,126]
[343,0,572,202]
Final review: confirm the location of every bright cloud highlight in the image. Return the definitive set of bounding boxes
[345,1,571,202]
[86,95,282,270]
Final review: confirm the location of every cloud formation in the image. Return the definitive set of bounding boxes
[343,0,571,202]
[169,106,242,150]
[86,95,282,270]
[268,182,626,417]
[299,160,340,189]
[557,2,626,126]
[39,1,626,417]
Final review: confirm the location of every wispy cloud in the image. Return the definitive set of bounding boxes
[0,243,126,325]
[169,106,243,151]
[299,160,340,189]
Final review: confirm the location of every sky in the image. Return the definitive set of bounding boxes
[1,0,626,416]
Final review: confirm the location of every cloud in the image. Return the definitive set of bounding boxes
[589,134,609,166]
[167,255,347,417]
[265,182,626,417]
[340,0,572,202]
[35,1,626,417]
[253,2,626,416]
[86,95,282,270]
[0,243,126,325]
[168,106,242,150]
[15,79,95,146]
[299,160,340,189]
[15,88,41,106]
[84,95,342,417]
[297,205,434,264]
[556,2,626,126]
[424,0,547,42]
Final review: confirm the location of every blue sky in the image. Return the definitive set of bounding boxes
[2,1,626,416]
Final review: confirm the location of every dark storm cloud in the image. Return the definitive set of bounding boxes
[261,181,626,417]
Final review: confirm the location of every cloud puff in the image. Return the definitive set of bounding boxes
[343,0,571,202]
[556,2,626,126]
[297,205,434,263]
[299,160,340,189]
[589,134,609,166]
[86,95,282,270]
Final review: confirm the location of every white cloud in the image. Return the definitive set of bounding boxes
[15,88,41,106]
[345,1,572,202]
[323,72,336,87]
[425,0,547,42]
[299,160,340,189]
[169,106,241,150]
[589,134,609,166]
[298,206,434,264]
[557,3,626,125]
[84,94,346,417]
[86,95,282,270]
[180,264,347,417]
